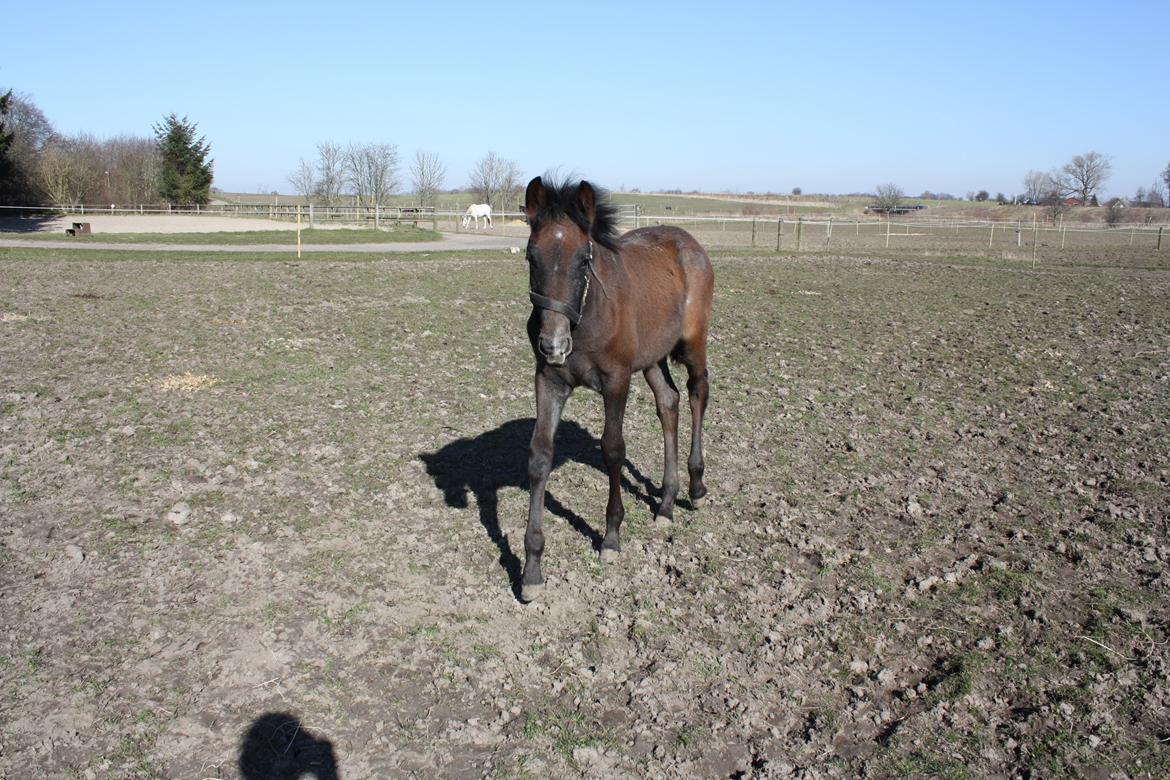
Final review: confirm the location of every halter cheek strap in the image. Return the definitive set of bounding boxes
[528,242,596,326]
[529,288,585,325]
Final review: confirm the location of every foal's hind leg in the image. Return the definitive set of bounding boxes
[681,347,710,502]
[643,360,680,524]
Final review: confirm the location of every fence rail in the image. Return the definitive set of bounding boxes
[1,203,1165,255]
[628,213,1167,255]
[0,202,532,233]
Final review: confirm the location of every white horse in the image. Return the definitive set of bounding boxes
[462,203,493,230]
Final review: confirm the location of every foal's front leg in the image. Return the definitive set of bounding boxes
[599,373,631,563]
[522,372,570,602]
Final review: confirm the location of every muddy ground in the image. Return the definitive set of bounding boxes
[1,245,1168,778]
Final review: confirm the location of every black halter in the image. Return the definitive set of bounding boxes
[528,241,600,326]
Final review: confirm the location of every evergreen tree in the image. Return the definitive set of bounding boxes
[0,90,17,201]
[153,113,213,205]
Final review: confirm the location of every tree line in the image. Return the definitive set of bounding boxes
[874,151,1170,216]
[287,145,521,212]
[6,87,1165,217]
[0,89,213,208]
[0,87,523,213]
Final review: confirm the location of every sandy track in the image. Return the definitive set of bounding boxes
[6,214,319,234]
[0,214,525,252]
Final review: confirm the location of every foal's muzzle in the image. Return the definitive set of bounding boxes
[539,332,573,365]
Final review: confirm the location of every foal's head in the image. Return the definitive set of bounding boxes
[524,176,619,365]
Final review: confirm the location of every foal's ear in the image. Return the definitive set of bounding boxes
[524,176,545,222]
[576,181,596,227]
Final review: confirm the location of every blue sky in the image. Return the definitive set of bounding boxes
[4,0,1167,199]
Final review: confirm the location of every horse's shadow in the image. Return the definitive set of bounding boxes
[238,712,338,780]
[419,418,657,596]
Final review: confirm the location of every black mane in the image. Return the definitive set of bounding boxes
[531,176,622,252]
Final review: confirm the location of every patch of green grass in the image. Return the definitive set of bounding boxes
[259,603,292,628]
[692,655,723,682]
[0,651,40,684]
[882,749,970,780]
[853,562,897,594]
[674,722,709,748]
[408,623,441,640]
[104,707,168,779]
[472,643,500,661]
[302,549,353,585]
[294,658,348,694]
[313,601,373,635]
[926,653,980,703]
[520,701,617,764]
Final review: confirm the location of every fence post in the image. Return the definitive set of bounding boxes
[826,218,833,245]
[885,218,891,249]
[751,218,757,247]
[1032,220,1038,268]
[989,222,995,248]
[776,218,783,250]
[1158,225,1164,251]
[796,218,803,251]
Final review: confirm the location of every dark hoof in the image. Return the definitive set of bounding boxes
[689,483,708,502]
[520,582,545,602]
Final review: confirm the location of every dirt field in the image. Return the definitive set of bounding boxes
[1,245,1168,778]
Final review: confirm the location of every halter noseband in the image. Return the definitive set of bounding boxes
[528,241,599,326]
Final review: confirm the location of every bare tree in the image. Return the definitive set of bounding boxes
[871,182,904,213]
[1105,198,1124,227]
[36,135,102,206]
[1022,170,1048,204]
[1053,151,1111,204]
[468,151,521,211]
[2,90,160,206]
[1160,163,1170,206]
[315,142,346,205]
[410,150,446,207]
[344,142,399,208]
[1041,179,1069,223]
[288,157,317,202]
[4,92,54,171]
[102,134,161,205]
[1,90,55,202]
[1148,179,1166,208]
